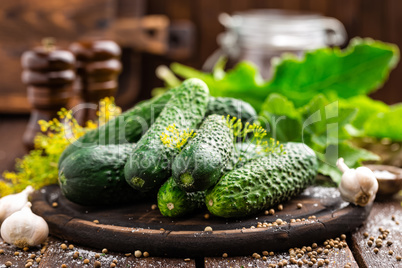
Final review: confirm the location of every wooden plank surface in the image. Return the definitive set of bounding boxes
[350,197,402,268]
[205,241,358,268]
[0,237,196,268]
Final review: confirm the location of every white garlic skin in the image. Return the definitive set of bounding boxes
[337,158,378,206]
[1,202,49,248]
[0,186,34,223]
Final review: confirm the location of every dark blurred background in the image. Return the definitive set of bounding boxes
[0,0,401,114]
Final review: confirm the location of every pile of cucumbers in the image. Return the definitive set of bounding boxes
[58,78,318,218]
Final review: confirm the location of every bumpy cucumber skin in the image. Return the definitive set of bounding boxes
[124,78,209,192]
[58,144,144,206]
[157,177,205,217]
[172,114,234,192]
[206,143,318,218]
[58,89,177,166]
[206,97,257,123]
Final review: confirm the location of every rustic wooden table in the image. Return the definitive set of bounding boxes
[0,116,401,268]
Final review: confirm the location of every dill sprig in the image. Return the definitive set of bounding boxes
[0,97,121,197]
[160,124,196,152]
[224,115,285,155]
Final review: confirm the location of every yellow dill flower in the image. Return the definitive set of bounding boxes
[160,124,196,151]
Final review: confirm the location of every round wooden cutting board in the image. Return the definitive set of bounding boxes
[31,185,371,257]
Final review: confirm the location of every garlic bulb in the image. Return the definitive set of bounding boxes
[336,158,378,206]
[0,186,34,223]
[1,202,49,248]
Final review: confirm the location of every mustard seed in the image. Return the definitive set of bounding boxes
[151,204,157,210]
[303,259,308,264]
[262,256,267,261]
[0,250,3,254]
[102,248,108,254]
[396,221,400,225]
[204,213,210,219]
[297,203,303,209]
[61,265,67,268]
[367,241,373,246]
[143,251,149,258]
[5,261,12,267]
[392,215,395,220]
[396,256,401,261]
[297,253,303,258]
[278,204,283,211]
[262,251,268,256]
[308,261,313,267]
[68,244,74,250]
[25,263,32,268]
[269,209,275,215]
[36,258,41,263]
[125,253,131,257]
[297,260,303,266]
[112,259,117,264]
[374,248,379,254]
[324,249,329,254]
[254,254,261,259]
[387,241,393,246]
[306,246,312,252]
[312,243,318,248]
[341,234,346,240]
[73,252,79,259]
[184,258,190,262]
[52,202,58,208]
[325,259,330,264]
[83,259,90,264]
[60,244,68,250]
[93,220,99,224]
[276,219,283,225]
[110,263,116,268]
[29,254,35,259]
[204,226,213,232]
[317,260,324,267]
[363,232,369,238]
[344,265,350,268]
[389,250,393,255]
[14,251,20,256]
[222,253,228,258]
[94,261,101,268]
[369,236,375,241]
[95,254,101,259]
[135,250,142,258]
[290,258,297,264]
[269,251,274,256]
[311,258,317,264]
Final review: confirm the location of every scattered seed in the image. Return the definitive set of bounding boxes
[25,263,32,268]
[73,252,79,259]
[341,234,346,240]
[324,249,329,254]
[0,250,3,254]
[36,258,41,263]
[396,256,401,261]
[93,220,99,224]
[143,251,149,258]
[61,265,67,268]
[312,243,318,248]
[269,251,274,256]
[204,213,210,220]
[29,254,36,259]
[204,226,213,232]
[317,260,324,267]
[367,241,373,247]
[344,265,350,268]
[374,248,379,254]
[297,260,303,266]
[308,261,313,267]
[269,209,275,215]
[94,261,101,268]
[297,203,303,209]
[369,236,375,241]
[264,210,269,215]
[14,252,20,256]
[396,221,400,225]
[262,251,268,256]
[5,261,12,267]
[83,259,90,264]
[276,219,283,225]
[278,204,283,211]
[125,253,131,257]
[52,202,58,208]
[151,204,157,210]
[68,244,74,250]
[387,241,393,246]
[389,250,394,255]
[262,256,267,261]
[134,250,142,258]
[60,244,67,250]
[113,259,117,264]
[392,215,396,220]
[222,253,228,258]
[110,263,116,268]
[363,232,369,238]
[184,258,190,262]
[102,248,108,254]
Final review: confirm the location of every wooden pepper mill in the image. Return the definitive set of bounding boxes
[69,40,122,124]
[21,38,76,150]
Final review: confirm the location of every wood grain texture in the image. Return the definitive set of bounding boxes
[204,244,358,268]
[31,185,372,258]
[350,198,402,268]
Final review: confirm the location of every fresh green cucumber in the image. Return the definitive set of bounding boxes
[58,88,178,165]
[58,144,144,206]
[172,114,234,192]
[157,177,206,217]
[206,97,257,123]
[124,78,209,192]
[206,142,318,218]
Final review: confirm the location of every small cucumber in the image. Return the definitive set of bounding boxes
[59,88,178,165]
[157,177,205,217]
[206,97,257,123]
[58,144,144,206]
[124,78,209,192]
[206,142,318,218]
[172,114,234,192]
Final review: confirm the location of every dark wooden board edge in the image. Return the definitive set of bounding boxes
[31,186,373,258]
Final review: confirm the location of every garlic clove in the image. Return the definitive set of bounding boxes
[0,186,34,223]
[0,202,49,248]
[337,158,378,207]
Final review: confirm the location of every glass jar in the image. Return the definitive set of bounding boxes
[204,9,347,79]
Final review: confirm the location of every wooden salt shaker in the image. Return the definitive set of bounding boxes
[69,40,122,124]
[21,38,75,150]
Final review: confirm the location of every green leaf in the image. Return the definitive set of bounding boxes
[263,38,399,107]
[317,141,380,184]
[258,93,302,141]
[364,104,402,141]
